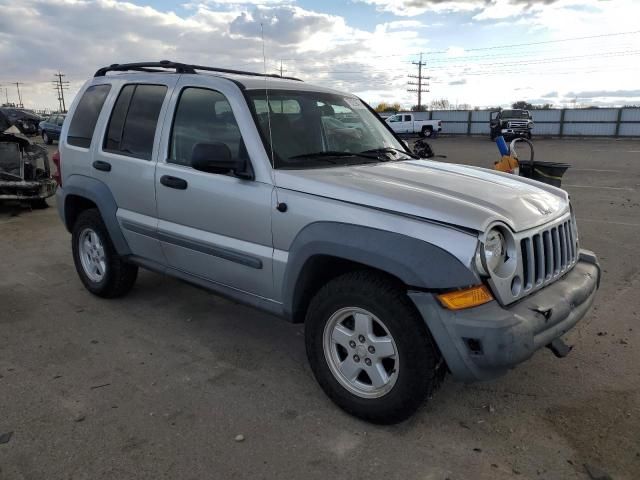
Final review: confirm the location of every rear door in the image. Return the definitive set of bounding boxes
[91,76,178,264]
[154,76,275,299]
[400,114,413,133]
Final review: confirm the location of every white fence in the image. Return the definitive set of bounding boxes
[423,108,640,137]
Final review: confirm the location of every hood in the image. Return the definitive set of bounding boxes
[275,160,569,233]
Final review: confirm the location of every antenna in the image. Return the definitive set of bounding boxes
[261,23,275,171]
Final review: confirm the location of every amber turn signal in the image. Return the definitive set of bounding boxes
[437,285,493,310]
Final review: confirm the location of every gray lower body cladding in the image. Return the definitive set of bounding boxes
[409,249,600,382]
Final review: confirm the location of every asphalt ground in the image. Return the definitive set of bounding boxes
[1,136,639,480]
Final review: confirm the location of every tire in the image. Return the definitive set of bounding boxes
[71,209,138,298]
[30,198,49,209]
[527,132,532,140]
[420,126,433,138]
[305,270,444,424]
[43,131,52,145]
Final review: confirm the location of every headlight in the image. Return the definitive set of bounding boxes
[484,229,507,272]
[528,121,534,128]
[479,225,517,278]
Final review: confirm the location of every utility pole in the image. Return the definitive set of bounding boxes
[407,53,430,110]
[0,84,9,105]
[278,59,287,78]
[53,72,70,112]
[14,82,24,108]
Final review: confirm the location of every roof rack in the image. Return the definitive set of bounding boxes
[94,60,303,81]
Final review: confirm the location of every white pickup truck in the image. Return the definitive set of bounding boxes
[385,112,442,137]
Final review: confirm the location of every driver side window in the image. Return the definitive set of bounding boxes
[169,88,246,168]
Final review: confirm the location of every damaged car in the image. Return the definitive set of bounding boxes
[0,110,57,208]
[0,107,43,136]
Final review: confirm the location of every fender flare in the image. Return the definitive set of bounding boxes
[59,174,131,255]
[282,222,479,319]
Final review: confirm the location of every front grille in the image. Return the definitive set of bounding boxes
[507,120,528,129]
[520,218,577,292]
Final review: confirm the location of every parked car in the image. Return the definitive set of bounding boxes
[0,110,57,208]
[0,107,42,136]
[39,113,66,144]
[55,61,600,424]
[385,112,441,137]
[490,109,533,140]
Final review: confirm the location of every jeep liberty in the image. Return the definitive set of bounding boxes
[55,61,600,424]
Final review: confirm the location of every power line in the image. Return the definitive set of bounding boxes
[421,29,640,55]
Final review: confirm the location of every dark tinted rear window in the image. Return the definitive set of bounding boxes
[67,84,111,148]
[104,84,166,160]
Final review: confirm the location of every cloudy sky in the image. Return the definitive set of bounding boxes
[1,0,639,111]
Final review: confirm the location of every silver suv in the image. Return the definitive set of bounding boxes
[56,61,600,424]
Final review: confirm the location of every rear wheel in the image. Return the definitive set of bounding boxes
[72,209,138,298]
[420,126,433,138]
[305,271,444,424]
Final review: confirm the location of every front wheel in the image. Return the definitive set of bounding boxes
[72,209,138,298]
[305,271,444,424]
[42,131,52,145]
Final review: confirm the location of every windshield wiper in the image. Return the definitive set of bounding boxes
[360,147,418,160]
[289,151,382,162]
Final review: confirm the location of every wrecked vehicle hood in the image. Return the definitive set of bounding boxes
[275,159,569,233]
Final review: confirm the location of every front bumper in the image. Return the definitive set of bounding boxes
[0,178,57,201]
[409,249,600,382]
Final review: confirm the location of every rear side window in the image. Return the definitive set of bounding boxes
[67,84,111,148]
[104,84,167,160]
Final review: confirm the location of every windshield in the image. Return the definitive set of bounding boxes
[501,110,530,119]
[246,89,411,169]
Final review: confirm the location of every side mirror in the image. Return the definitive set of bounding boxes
[191,142,239,175]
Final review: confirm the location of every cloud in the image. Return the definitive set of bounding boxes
[565,89,640,99]
[357,0,564,17]
[448,79,467,85]
[541,91,558,98]
[0,0,430,109]
[229,6,337,44]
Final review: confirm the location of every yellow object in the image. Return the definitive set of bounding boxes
[437,285,494,310]
[494,155,519,174]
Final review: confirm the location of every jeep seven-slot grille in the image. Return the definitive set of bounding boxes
[520,218,577,292]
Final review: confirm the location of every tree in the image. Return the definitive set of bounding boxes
[430,98,450,110]
[512,101,554,110]
[512,101,533,109]
[375,102,401,113]
[411,104,427,112]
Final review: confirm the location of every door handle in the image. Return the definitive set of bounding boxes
[92,160,111,172]
[160,175,188,190]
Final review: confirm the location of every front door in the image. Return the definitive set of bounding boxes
[155,78,275,299]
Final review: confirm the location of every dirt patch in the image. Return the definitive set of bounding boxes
[545,391,640,479]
